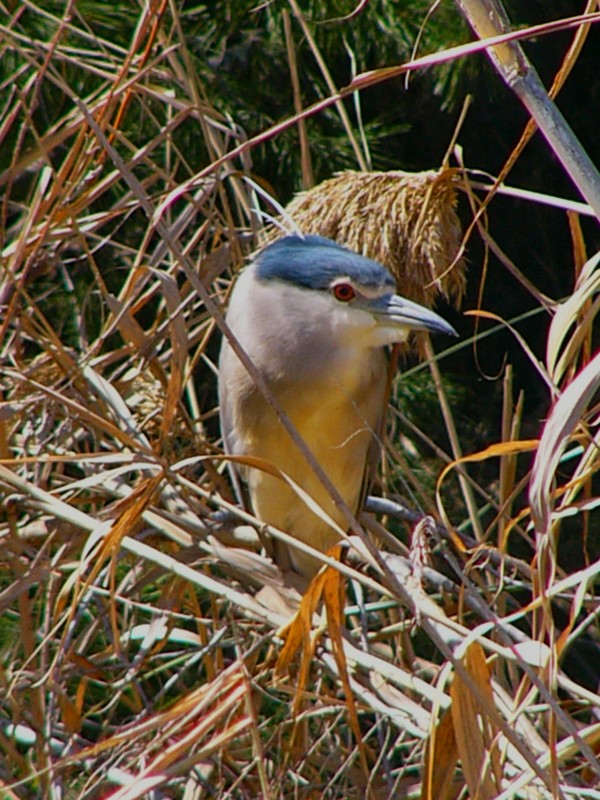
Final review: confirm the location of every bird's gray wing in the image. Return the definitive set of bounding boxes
[218,342,249,510]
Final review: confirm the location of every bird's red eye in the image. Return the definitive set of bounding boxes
[333,283,355,302]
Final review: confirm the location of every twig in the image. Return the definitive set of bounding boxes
[454,0,600,222]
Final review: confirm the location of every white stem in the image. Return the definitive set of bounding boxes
[455,0,600,222]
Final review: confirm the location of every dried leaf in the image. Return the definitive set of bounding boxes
[450,643,502,800]
[422,707,459,800]
[529,350,600,536]
[323,550,370,779]
[275,562,330,676]
[58,692,83,736]
[547,251,600,384]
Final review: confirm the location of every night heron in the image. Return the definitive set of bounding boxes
[218,234,456,577]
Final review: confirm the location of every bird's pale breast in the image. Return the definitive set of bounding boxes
[229,344,386,575]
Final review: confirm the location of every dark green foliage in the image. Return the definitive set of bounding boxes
[153,0,472,192]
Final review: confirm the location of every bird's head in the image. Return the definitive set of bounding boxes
[253,234,457,348]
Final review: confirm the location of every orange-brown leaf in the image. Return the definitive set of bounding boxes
[422,707,458,800]
[275,563,328,676]
[450,643,502,800]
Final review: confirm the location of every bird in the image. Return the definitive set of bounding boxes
[218,234,456,578]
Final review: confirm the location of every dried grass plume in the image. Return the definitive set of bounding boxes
[265,168,466,309]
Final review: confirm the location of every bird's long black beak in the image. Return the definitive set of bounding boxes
[368,293,458,337]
